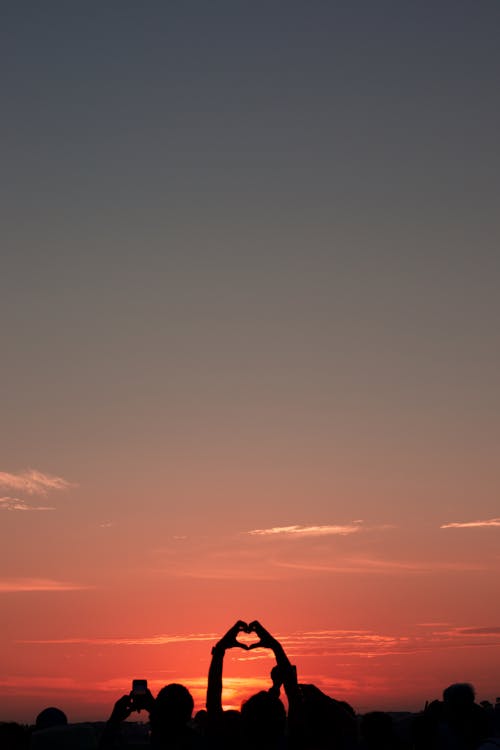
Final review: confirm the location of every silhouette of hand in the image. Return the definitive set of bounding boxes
[130,687,155,714]
[216,620,250,651]
[246,620,278,650]
[109,694,134,723]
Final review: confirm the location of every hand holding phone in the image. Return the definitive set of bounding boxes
[130,679,148,712]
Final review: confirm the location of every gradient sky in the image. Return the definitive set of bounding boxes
[1,0,500,723]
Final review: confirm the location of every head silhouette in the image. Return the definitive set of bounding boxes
[150,683,194,735]
[298,684,356,748]
[443,682,475,707]
[35,707,68,731]
[241,691,286,746]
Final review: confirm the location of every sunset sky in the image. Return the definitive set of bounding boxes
[1,1,500,723]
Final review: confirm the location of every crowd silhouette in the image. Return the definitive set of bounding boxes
[2,620,500,749]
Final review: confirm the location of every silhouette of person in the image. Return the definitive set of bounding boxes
[293,683,357,750]
[100,683,199,750]
[35,707,68,731]
[30,706,97,750]
[206,620,299,750]
[413,682,488,749]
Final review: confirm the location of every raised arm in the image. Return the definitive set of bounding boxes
[99,690,155,749]
[247,621,299,707]
[206,620,248,715]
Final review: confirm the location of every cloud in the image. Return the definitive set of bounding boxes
[273,556,486,574]
[0,578,91,592]
[0,469,75,495]
[441,518,500,529]
[19,632,219,645]
[278,626,500,658]
[171,567,283,581]
[13,628,419,656]
[444,626,500,636]
[150,530,482,583]
[247,523,363,538]
[0,497,55,511]
[16,624,500,668]
[0,675,85,692]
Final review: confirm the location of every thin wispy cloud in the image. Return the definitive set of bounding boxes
[0,497,55,512]
[441,518,500,529]
[0,469,75,495]
[150,532,481,583]
[0,675,85,691]
[277,626,500,658]
[0,578,91,592]
[20,629,402,659]
[169,566,280,581]
[20,625,500,663]
[18,632,218,645]
[247,523,363,538]
[274,556,486,575]
[440,626,500,637]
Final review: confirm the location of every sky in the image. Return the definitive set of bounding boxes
[1,0,499,723]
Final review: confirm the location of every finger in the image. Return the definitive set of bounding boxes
[249,621,266,636]
[144,690,156,711]
[223,624,242,642]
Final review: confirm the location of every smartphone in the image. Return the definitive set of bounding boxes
[131,679,148,711]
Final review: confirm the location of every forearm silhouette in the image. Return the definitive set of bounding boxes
[206,620,248,715]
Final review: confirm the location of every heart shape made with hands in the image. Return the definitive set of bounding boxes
[235,622,262,651]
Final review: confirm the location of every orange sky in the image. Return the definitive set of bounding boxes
[2,1,500,725]
[1,468,500,722]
